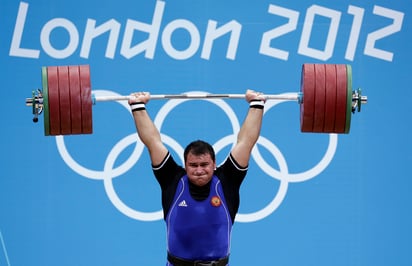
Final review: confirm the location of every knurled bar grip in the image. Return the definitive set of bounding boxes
[93,93,301,103]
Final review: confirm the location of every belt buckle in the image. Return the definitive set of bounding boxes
[194,261,218,266]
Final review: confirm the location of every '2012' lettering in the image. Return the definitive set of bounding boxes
[260,4,404,62]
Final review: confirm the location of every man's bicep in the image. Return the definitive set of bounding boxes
[230,142,252,168]
[148,142,169,166]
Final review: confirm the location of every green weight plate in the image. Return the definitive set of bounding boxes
[41,67,50,136]
[344,64,352,134]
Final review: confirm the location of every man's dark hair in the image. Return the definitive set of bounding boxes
[184,140,215,163]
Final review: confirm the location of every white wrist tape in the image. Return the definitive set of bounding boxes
[130,102,146,112]
[249,100,265,109]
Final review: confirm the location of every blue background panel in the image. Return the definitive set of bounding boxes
[0,0,411,265]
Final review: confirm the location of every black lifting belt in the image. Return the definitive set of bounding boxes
[167,253,229,266]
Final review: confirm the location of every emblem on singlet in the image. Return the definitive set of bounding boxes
[210,196,222,207]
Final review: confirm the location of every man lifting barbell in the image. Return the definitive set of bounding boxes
[128,89,265,266]
[25,63,367,264]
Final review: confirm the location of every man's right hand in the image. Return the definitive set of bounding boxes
[129,92,151,105]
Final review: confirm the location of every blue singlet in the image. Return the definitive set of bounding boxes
[166,175,232,261]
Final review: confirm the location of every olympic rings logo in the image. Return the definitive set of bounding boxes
[55,90,338,223]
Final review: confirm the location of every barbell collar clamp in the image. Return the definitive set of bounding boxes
[26,89,44,123]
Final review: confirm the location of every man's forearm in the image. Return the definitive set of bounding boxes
[237,107,263,148]
[133,110,161,146]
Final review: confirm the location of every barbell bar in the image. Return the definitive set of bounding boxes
[25,64,367,136]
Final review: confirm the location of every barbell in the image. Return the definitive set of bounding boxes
[25,63,367,136]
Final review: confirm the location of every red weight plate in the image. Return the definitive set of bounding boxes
[58,66,72,135]
[47,66,61,135]
[313,64,326,132]
[300,64,315,132]
[323,64,337,133]
[79,65,93,134]
[334,65,347,133]
[69,66,82,134]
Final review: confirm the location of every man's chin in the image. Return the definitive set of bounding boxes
[193,177,208,186]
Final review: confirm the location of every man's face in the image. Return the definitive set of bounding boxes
[185,152,216,187]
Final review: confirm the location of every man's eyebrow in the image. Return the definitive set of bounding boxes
[188,162,210,165]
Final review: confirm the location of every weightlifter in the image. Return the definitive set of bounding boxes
[128,89,265,266]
